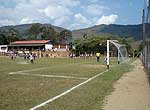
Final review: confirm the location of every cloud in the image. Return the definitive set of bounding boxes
[0,7,15,19]
[68,23,89,30]
[74,13,90,24]
[41,5,72,19]
[0,19,16,26]
[85,4,109,16]
[96,14,118,25]
[60,0,80,7]
[0,0,119,29]
[20,18,35,24]
[71,13,93,29]
[89,0,99,3]
[53,16,70,26]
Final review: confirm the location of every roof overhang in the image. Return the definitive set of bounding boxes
[8,44,45,47]
[10,40,51,45]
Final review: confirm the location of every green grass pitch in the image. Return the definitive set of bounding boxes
[0,57,132,110]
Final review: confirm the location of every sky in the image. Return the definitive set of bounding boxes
[0,0,144,30]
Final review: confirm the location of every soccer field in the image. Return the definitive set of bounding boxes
[0,57,132,110]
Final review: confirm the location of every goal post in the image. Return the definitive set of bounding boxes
[106,40,129,69]
[107,40,110,69]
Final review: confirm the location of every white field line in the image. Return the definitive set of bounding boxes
[29,70,108,110]
[9,61,92,74]
[10,72,89,80]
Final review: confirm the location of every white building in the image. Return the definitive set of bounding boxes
[0,45,8,53]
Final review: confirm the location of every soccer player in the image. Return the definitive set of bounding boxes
[29,53,34,64]
[96,52,100,62]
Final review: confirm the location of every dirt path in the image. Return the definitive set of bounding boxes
[103,59,150,110]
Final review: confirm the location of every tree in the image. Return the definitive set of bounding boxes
[58,30,72,43]
[119,38,133,54]
[0,34,9,45]
[7,28,20,43]
[73,35,133,56]
[28,24,57,40]
[74,37,104,55]
[28,23,41,40]
[0,28,20,44]
[40,26,56,40]
[83,33,87,38]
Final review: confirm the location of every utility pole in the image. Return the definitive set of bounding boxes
[142,9,146,45]
[146,0,150,22]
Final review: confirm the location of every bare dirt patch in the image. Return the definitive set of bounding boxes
[103,59,150,110]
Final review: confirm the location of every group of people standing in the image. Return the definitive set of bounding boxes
[23,52,35,64]
[10,51,35,64]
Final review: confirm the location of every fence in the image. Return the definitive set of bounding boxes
[142,0,150,80]
[142,42,150,80]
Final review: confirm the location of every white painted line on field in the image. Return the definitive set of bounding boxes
[29,70,108,110]
[10,72,89,80]
[9,72,15,74]
[9,61,92,74]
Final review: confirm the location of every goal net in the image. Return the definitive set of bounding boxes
[109,40,129,63]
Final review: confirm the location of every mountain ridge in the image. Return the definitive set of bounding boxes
[0,23,149,41]
[0,23,66,39]
[72,24,145,40]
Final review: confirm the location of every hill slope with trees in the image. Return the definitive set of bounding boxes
[0,23,149,45]
[0,23,72,45]
[72,24,150,40]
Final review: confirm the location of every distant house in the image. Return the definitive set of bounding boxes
[53,43,69,51]
[8,40,52,51]
[0,45,8,53]
[4,40,70,58]
[8,40,69,52]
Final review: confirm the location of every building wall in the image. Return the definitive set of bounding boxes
[31,51,70,58]
[52,44,69,51]
[0,45,8,53]
[45,44,53,50]
[43,51,70,58]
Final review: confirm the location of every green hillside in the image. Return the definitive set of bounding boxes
[0,23,149,44]
[72,24,150,40]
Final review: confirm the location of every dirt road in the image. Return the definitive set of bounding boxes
[103,59,150,110]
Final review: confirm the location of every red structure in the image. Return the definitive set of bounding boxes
[9,40,51,51]
[11,40,50,45]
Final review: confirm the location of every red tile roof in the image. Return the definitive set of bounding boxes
[11,40,50,44]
